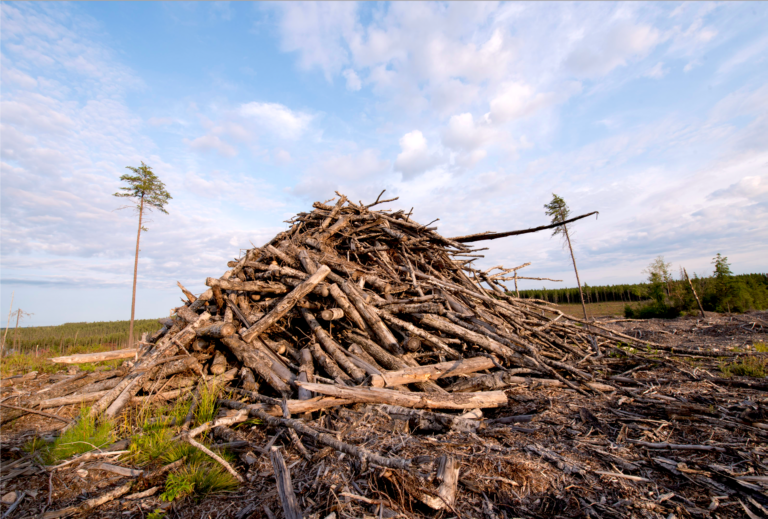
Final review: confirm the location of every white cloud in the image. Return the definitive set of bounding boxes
[292,148,390,200]
[718,33,768,75]
[486,82,558,124]
[564,22,661,77]
[442,113,494,152]
[239,102,313,139]
[708,175,768,201]
[644,62,667,79]
[342,68,361,91]
[394,130,442,179]
[186,134,237,158]
[273,148,292,164]
[277,1,356,81]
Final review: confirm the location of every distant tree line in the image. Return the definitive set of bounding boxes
[0,319,161,355]
[518,254,768,317]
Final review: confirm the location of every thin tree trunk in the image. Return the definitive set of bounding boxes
[683,268,705,318]
[13,310,21,351]
[129,196,144,348]
[1,291,13,356]
[564,226,588,321]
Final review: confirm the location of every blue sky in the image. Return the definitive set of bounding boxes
[2,1,767,326]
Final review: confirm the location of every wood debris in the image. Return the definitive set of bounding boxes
[2,192,767,518]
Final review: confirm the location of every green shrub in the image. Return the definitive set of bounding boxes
[720,356,767,378]
[624,302,680,319]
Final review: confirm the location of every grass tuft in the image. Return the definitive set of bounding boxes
[45,407,115,463]
[160,457,238,502]
[720,356,767,378]
[194,380,221,427]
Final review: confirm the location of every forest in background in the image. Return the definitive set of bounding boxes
[0,319,161,355]
[519,272,768,317]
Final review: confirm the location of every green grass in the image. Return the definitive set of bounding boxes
[160,456,239,502]
[194,380,221,427]
[123,390,239,503]
[555,301,631,318]
[43,408,115,463]
[2,318,163,355]
[754,342,768,353]
[720,356,767,378]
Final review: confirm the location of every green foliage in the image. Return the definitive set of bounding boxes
[160,458,238,502]
[0,319,162,360]
[45,408,115,463]
[754,342,768,353]
[520,272,768,316]
[114,162,172,216]
[194,381,221,427]
[23,436,49,455]
[720,356,767,378]
[624,302,681,319]
[147,511,166,519]
[544,193,570,240]
[712,253,732,278]
[643,256,672,305]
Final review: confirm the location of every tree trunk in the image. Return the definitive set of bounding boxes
[564,225,588,320]
[129,196,144,348]
[298,381,507,410]
[684,268,706,318]
[49,349,138,364]
[13,309,21,351]
[1,291,14,356]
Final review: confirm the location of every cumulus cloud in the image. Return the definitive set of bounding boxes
[394,130,442,179]
[239,102,313,139]
[441,113,494,152]
[277,1,357,81]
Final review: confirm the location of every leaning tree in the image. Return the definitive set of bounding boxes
[114,162,171,348]
[544,194,588,320]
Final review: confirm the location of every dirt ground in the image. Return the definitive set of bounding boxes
[1,311,766,519]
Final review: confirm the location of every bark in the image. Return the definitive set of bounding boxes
[177,281,196,303]
[221,336,291,394]
[338,280,402,354]
[415,313,517,361]
[127,196,146,349]
[210,351,228,375]
[300,308,366,383]
[308,338,352,385]
[683,267,706,318]
[297,348,314,400]
[300,381,507,410]
[320,308,345,321]
[196,322,236,339]
[447,371,614,393]
[369,356,495,388]
[563,225,588,321]
[269,447,303,519]
[49,349,138,364]
[240,265,331,342]
[450,211,599,243]
[206,277,288,294]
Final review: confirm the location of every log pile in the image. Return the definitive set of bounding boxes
[89,192,626,422]
[5,193,767,518]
